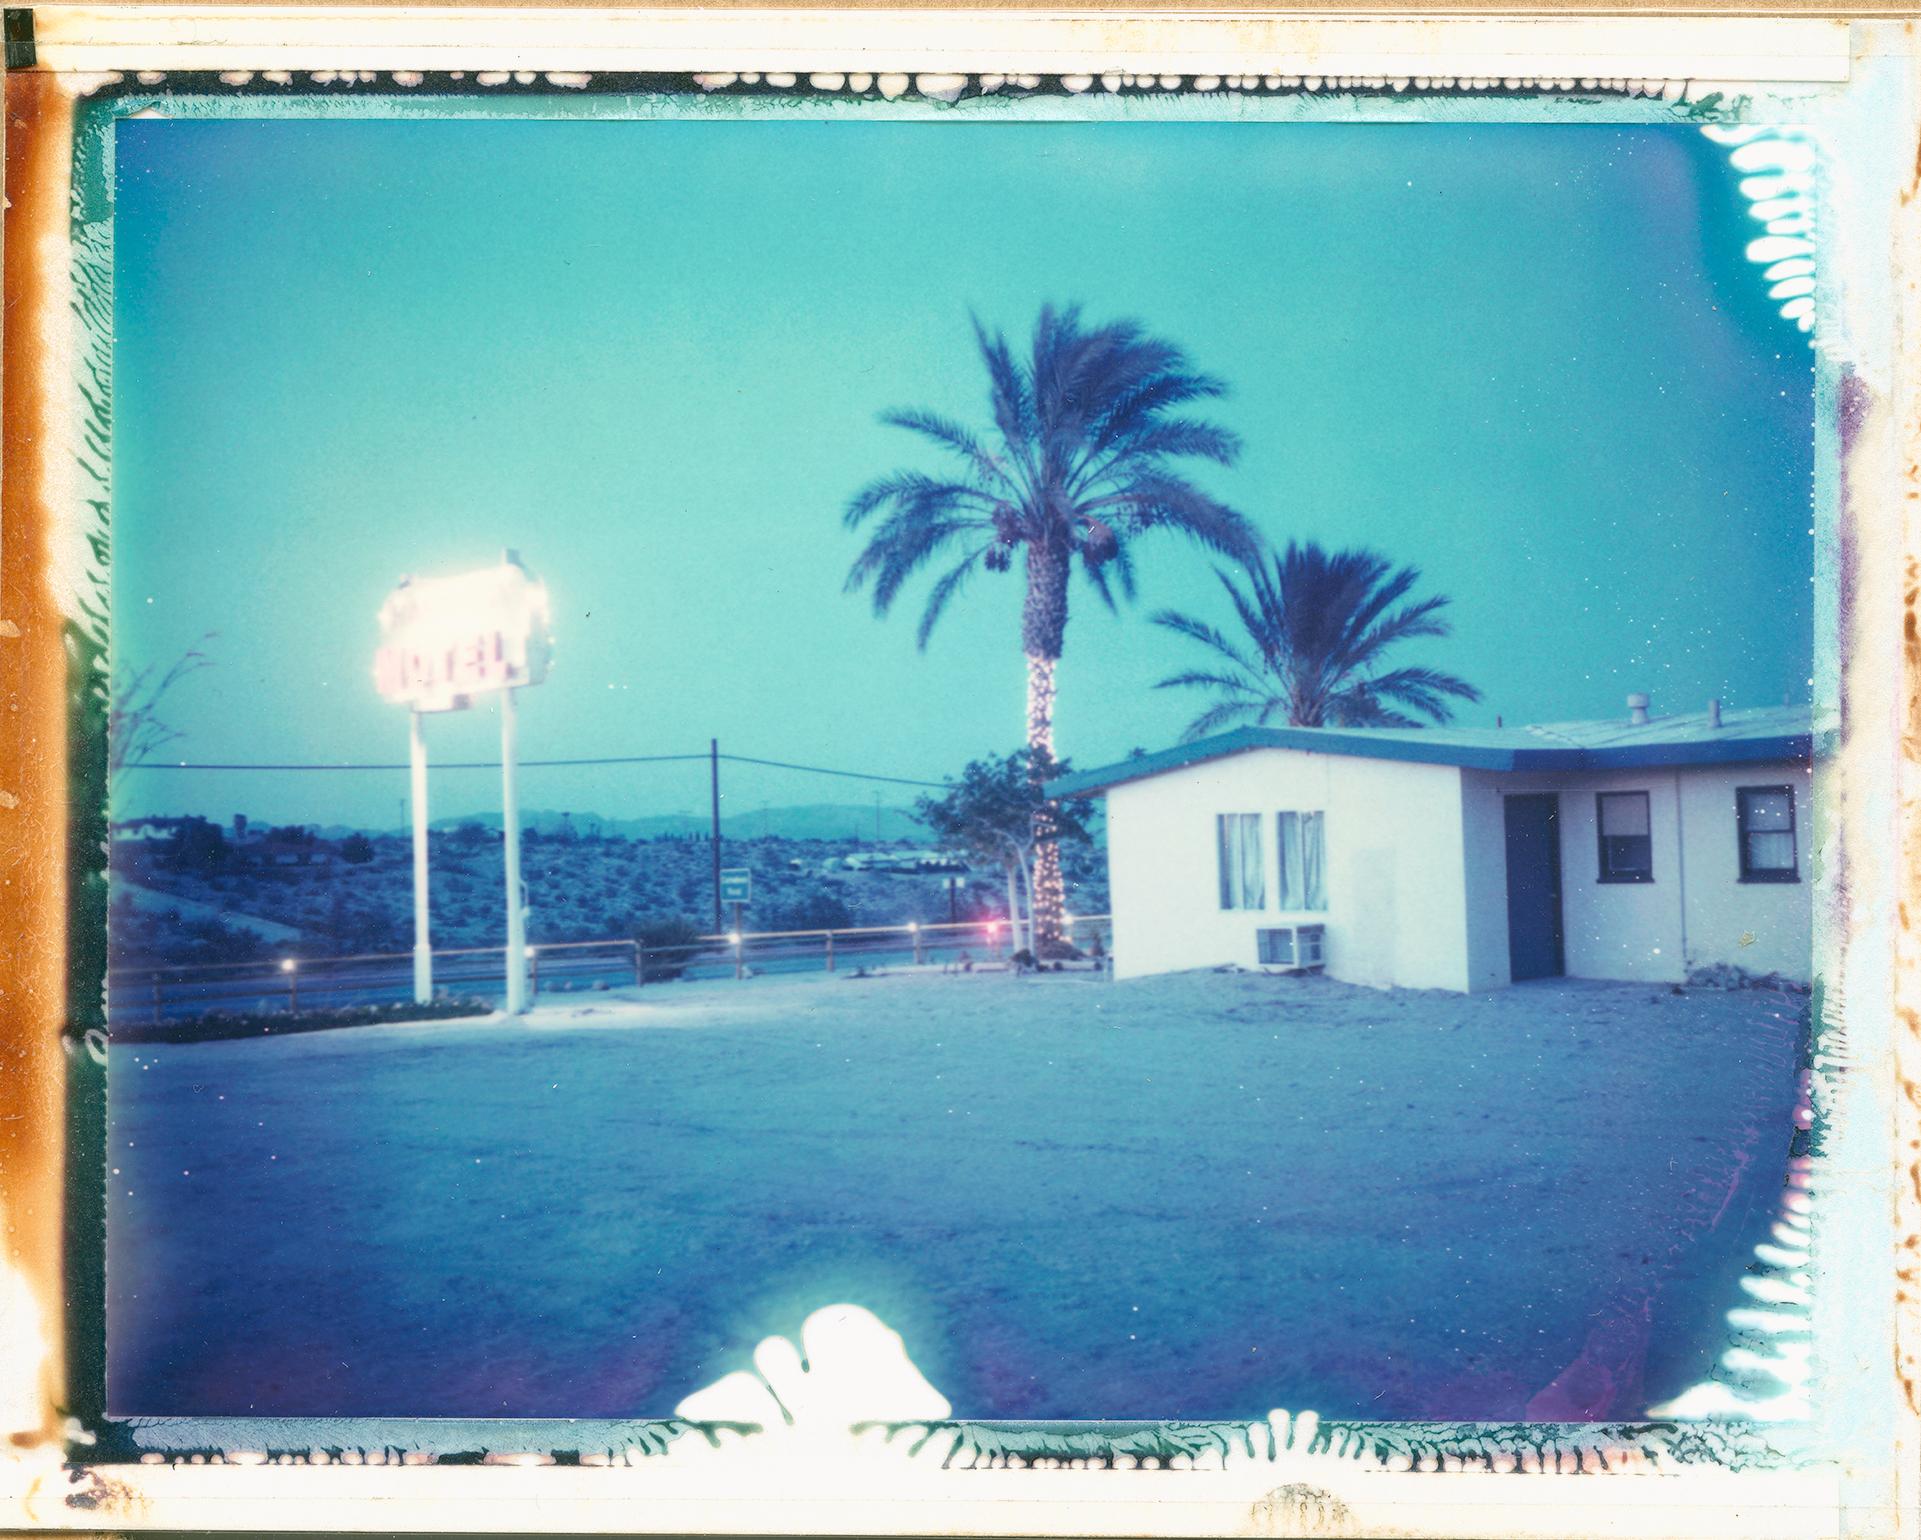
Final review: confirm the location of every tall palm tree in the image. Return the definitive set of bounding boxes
[846,304,1256,950]
[1152,541,1481,738]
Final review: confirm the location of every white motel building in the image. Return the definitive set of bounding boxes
[1049,700,1819,991]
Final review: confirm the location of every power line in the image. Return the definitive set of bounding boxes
[128,753,709,772]
[719,754,947,789]
[125,750,950,789]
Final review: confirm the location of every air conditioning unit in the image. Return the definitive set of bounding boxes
[1257,924,1326,971]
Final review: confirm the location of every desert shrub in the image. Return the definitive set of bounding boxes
[634,913,710,982]
[773,891,855,932]
[1684,962,1811,995]
[112,995,492,1045]
[109,905,276,970]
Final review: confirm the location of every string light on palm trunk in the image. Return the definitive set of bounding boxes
[1025,652,1067,953]
[1026,656,1057,755]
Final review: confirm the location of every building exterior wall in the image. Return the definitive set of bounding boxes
[1459,760,1811,987]
[1103,751,1813,992]
[1674,762,1813,980]
[1460,768,1686,985]
[1104,748,1473,990]
[1457,778,1514,992]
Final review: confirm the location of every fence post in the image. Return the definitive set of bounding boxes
[151,975,162,1027]
[634,940,645,989]
[825,932,835,973]
[911,922,924,966]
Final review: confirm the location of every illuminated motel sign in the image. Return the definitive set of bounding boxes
[376,552,553,1014]
[375,559,554,714]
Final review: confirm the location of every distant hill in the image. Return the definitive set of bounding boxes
[422,803,930,843]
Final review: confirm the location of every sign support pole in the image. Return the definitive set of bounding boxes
[709,738,723,932]
[502,685,528,1014]
[410,708,432,1004]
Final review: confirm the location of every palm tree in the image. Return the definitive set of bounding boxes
[846,304,1256,950]
[1152,541,1481,738]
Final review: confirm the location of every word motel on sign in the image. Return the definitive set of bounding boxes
[375,629,518,709]
[374,555,553,714]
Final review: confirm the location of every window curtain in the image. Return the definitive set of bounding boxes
[1239,814,1265,910]
[1278,811,1327,912]
[1217,813,1264,910]
[1301,811,1326,910]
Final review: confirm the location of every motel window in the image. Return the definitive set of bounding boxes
[1277,811,1328,912]
[1216,814,1265,910]
[1596,791,1653,883]
[1737,786,1799,883]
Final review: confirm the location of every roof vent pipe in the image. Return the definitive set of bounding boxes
[1627,692,1650,726]
[1708,698,1722,729]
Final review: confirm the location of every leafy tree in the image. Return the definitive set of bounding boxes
[1153,541,1481,737]
[168,816,228,874]
[450,822,491,850]
[915,749,1092,954]
[340,833,375,865]
[846,305,1255,951]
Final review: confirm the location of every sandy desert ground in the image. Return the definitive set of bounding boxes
[107,966,1806,1424]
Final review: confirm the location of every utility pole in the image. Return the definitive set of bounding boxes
[710,738,723,932]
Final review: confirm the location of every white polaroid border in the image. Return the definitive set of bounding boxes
[1,8,1914,1538]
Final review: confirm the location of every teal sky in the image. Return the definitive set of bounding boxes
[112,117,1812,829]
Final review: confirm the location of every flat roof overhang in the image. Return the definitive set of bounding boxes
[1046,727,1819,800]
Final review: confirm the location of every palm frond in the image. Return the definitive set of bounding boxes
[1324,691,1424,729]
[915,545,994,649]
[1352,594,1454,658]
[1107,536,1140,604]
[972,313,1036,467]
[878,408,1012,492]
[844,470,992,530]
[1149,607,1257,674]
[847,305,1249,663]
[1089,476,1260,562]
[1089,369,1230,457]
[1154,540,1481,732]
[1090,416,1242,472]
[847,511,991,614]
[1359,665,1483,723]
[1179,698,1263,740]
[1154,668,1260,695]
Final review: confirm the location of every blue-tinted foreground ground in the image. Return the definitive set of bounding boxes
[108,970,1803,1422]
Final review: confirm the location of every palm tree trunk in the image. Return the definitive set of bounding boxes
[1025,651,1067,953]
[1022,544,1070,956]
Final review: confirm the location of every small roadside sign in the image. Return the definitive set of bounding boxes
[720,868,752,906]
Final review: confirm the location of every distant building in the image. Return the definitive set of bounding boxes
[111,817,182,846]
[1048,700,1817,991]
[839,848,971,875]
[254,826,333,868]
